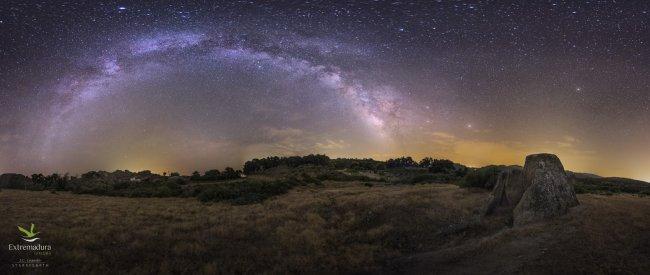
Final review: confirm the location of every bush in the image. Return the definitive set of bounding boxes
[386,157,418,169]
[243,154,331,174]
[71,178,182,198]
[190,168,242,181]
[121,180,183,198]
[315,171,374,182]
[573,183,588,194]
[331,158,386,171]
[0,173,32,189]
[197,179,297,204]
[570,177,650,195]
[300,173,322,185]
[395,173,453,185]
[72,180,114,195]
[456,166,505,189]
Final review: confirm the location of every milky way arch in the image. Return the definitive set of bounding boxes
[34,30,417,172]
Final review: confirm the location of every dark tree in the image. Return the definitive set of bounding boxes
[204,169,221,180]
[386,157,417,168]
[429,159,456,173]
[221,167,240,180]
[419,157,433,168]
[190,171,202,181]
[243,154,331,175]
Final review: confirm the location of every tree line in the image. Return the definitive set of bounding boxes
[1,154,462,191]
[243,154,459,174]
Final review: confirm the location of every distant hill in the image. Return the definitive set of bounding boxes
[1,154,649,197]
[566,171,603,179]
[456,166,649,195]
[567,173,650,195]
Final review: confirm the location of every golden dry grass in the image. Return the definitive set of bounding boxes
[525,194,650,274]
[2,186,648,274]
[0,184,488,274]
[400,193,650,274]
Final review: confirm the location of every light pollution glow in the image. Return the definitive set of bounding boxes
[1,2,648,181]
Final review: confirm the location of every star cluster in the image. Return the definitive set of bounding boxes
[0,1,648,180]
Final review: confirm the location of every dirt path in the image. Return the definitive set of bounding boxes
[394,194,650,274]
[396,214,575,274]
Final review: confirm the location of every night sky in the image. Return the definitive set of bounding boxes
[1,1,648,180]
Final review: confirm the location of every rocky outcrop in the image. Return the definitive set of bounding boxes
[484,153,579,226]
[484,167,526,215]
[513,154,579,225]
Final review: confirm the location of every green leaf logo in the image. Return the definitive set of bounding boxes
[18,223,40,242]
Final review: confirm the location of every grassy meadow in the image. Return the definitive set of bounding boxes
[1,156,649,273]
[0,184,488,274]
[1,183,649,274]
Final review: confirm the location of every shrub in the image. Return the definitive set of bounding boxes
[197,179,297,204]
[70,178,183,198]
[573,183,588,194]
[190,171,202,181]
[120,180,183,198]
[72,180,114,195]
[395,173,453,185]
[168,176,189,185]
[386,157,418,169]
[315,171,373,182]
[243,154,331,174]
[0,173,32,189]
[456,166,504,189]
[570,177,650,195]
[190,168,242,181]
[419,158,456,173]
[300,173,322,185]
[331,158,386,171]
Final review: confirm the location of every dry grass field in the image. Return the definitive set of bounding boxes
[1,184,648,274]
[400,193,650,274]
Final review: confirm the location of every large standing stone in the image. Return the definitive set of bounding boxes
[513,154,579,226]
[484,167,526,215]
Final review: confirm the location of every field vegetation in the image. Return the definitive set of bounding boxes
[0,155,471,204]
[1,185,648,273]
[1,154,647,209]
[1,154,649,273]
[0,185,488,273]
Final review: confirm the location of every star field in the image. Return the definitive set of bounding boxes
[0,1,648,180]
